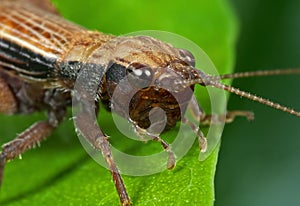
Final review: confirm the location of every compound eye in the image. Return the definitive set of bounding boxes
[179,48,195,67]
[127,63,153,89]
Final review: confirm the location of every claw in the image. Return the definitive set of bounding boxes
[167,151,176,170]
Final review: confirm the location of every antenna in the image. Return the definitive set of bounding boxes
[207,80,300,117]
[185,68,300,117]
[208,68,300,80]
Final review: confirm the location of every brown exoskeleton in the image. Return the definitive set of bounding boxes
[0,0,300,205]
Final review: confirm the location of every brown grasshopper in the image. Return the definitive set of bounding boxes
[0,0,300,205]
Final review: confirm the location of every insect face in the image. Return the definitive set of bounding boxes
[91,35,202,132]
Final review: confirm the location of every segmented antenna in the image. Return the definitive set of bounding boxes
[208,80,300,117]
[184,68,300,116]
[209,68,300,80]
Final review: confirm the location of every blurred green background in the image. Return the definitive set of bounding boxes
[216,0,300,205]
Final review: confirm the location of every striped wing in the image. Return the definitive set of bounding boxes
[0,0,86,80]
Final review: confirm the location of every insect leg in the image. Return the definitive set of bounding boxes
[132,124,176,170]
[74,112,131,206]
[184,111,254,152]
[200,110,254,126]
[182,117,207,152]
[146,134,176,170]
[0,121,55,186]
[184,98,253,152]
[183,110,253,152]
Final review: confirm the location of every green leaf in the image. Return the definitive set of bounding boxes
[0,0,237,205]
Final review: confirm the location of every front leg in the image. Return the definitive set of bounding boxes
[131,123,176,170]
[74,111,131,206]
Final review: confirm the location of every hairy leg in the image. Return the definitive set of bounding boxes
[0,121,55,185]
[74,111,131,206]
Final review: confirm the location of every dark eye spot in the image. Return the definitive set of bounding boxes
[127,63,153,89]
[179,48,195,67]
